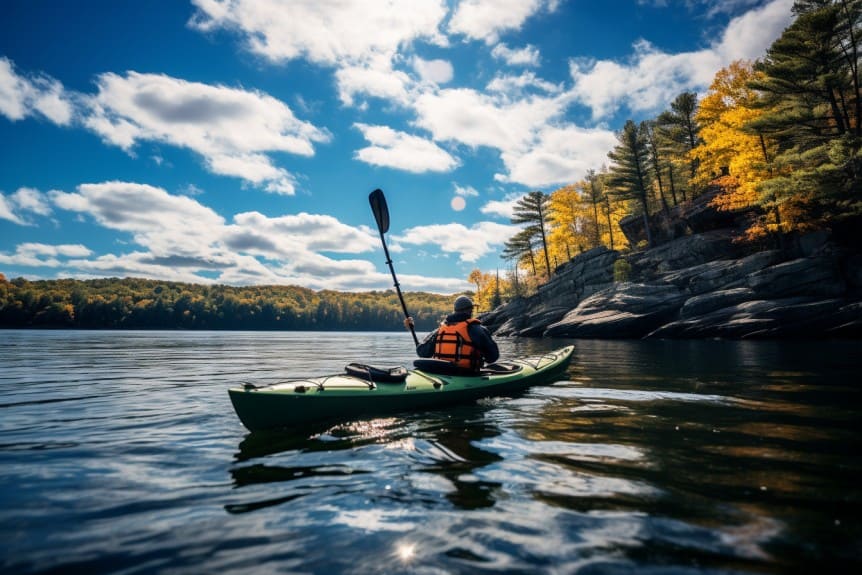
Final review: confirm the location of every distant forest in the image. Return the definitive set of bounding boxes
[0,275,458,331]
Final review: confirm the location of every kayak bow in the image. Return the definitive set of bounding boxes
[229,345,574,431]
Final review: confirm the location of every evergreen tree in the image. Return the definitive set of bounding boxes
[502,226,538,276]
[607,120,655,247]
[656,91,702,200]
[749,0,861,226]
[510,191,553,277]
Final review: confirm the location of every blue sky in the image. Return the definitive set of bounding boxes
[1,0,794,292]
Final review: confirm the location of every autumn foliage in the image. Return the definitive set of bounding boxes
[490,0,859,296]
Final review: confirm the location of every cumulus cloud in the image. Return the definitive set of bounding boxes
[454,184,479,197]
[354,123,459,173]
[29,180,466,291]
[480,194,523,219]
[0,57,74,125]
[0,194,27,225]
[81,72,329,194]
[190,0,448,65]
[50,182,225,259]
[413,57,454,84]
[567,0,793,120]
[336,54,414,107]
[0,187,54,225]
[226,211,379,257]
[496,124,618,187]
[491,43,540,67]
[448,0,555,44]
[0,242,92,268]
[396,221,517,262]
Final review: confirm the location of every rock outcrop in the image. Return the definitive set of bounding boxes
[482,224,862,340]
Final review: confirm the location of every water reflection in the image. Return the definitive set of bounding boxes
[2,331,860,574]
[230,407,508,513]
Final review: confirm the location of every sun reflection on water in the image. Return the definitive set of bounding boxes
[395,541,417,562]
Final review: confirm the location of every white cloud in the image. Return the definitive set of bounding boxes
[189,0,448,65]
[480,194,523,219]
[714,0,794,62]
[335,53,414,106]
[50,181,226,258]
[486,71,561,96]
[354,123,459,173]
[491,43,540,67]
[0,194,27,225]
[414,88,564,151]
[0,187,55,225]
[448,0,554,44]
[567,0,793,120]
[396,221,517,262]
[454,184,479,197]
[82,71,330,194]
[225,211,379,257]
[413,57,454,84]
[497,124,618,187]
[12,187,54,216]
[0,57,74,125]
[0,242,92,268]
[33,179,467,291]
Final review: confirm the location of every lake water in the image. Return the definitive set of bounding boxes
[1,330,860,574]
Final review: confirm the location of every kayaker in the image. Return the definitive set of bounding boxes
[404,295,499,372]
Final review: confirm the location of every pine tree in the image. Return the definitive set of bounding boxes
[607,120,655,247]
[656,92,702,200]
[510,191,552,278]
[749,0,862,227]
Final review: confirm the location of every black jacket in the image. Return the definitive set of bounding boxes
[415,312,500,365]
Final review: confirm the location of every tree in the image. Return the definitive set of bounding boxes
[510,191,553,278]
[748,0,862,228]
[644,121,673,213]
[607,120,655,247]
[547,183,592,263]
[693,60,781,237]
[502,226,538,276]
[657,91,702,200]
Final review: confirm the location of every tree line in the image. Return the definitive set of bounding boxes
[0,275,459,331]
[469,0,860,311]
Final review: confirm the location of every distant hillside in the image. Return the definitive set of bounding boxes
[0,276,458,331]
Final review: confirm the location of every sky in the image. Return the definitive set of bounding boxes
[0,0,795,293]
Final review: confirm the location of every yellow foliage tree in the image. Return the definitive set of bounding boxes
[547,184,593,267]
[467,268,509,312]
[692,60,781,233]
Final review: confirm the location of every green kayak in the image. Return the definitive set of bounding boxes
[229,345,574,431]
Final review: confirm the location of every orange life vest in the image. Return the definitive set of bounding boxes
[433,318,482,371]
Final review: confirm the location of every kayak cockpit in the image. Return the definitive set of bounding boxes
[412,359,523,377]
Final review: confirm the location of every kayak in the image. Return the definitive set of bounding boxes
[228,345,574,431]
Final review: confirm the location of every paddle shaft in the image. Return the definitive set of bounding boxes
[370,189,419,347]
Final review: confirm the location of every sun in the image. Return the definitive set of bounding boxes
[450,196,466,211]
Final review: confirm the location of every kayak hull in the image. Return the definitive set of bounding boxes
[228,345,574,431]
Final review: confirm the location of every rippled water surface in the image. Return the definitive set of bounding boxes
[1,330,860,574]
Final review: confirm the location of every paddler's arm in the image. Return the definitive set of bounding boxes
[404,317,437,357]
[468,323,499,364]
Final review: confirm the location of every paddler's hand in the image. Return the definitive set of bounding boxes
[403,317,415,330]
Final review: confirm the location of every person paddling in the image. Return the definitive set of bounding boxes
[404,295,499,372]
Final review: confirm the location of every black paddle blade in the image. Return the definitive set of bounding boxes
[369,188,390,234]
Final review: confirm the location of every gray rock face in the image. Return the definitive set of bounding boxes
[482,228,861,340]
[544,283,687,338]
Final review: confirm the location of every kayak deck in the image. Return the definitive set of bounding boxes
[229,345,574,431]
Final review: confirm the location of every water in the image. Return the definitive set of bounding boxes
[1,330,860,574]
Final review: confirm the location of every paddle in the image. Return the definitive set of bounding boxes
[369,188,419,346]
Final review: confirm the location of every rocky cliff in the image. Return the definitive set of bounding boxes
[482,209,862,340]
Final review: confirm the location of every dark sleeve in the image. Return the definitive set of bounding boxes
[415,329,437,358]
[469,324,499,364]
